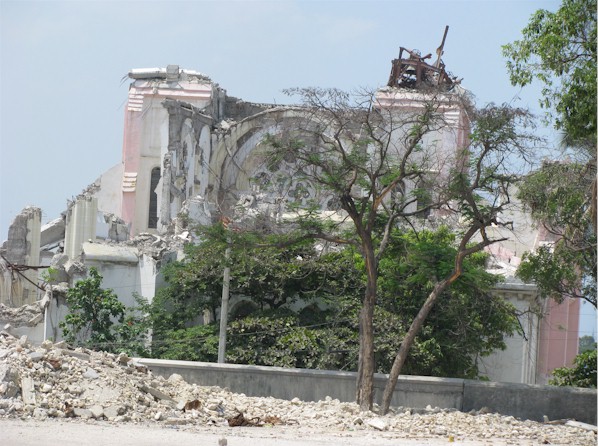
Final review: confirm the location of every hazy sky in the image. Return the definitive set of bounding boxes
[1,1,594,334]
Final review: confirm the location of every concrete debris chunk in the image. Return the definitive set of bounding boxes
[73,408,93,419]
[103,405,125,419]
[366,417,388,431]
[0,363,19,398]
[83,368,100,380]
[89,405,104,419]
[63,349,90,362]
[20,376,36,405]
[27,351,44,362]
[139,384,175,405]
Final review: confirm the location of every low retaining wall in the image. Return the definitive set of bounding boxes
[137,358,597,425]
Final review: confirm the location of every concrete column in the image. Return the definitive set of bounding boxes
[64,197,98,260]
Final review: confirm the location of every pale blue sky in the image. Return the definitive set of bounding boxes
[1,0,594,337]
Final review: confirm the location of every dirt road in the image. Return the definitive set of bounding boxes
[0,418,551,446]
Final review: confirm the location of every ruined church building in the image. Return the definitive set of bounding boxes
[1,53,579,386]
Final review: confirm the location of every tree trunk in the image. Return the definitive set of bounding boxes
[380,279,450,414]
[357,292,376,409]
[356,241,378,410]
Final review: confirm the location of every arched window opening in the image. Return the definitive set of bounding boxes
[148,167,160,228]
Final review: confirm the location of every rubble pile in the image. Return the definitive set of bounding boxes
[0,331,595,444]
[121,232,187,261]
[0,303,45,328]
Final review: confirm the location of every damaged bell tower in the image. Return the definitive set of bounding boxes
[386,26,460,91]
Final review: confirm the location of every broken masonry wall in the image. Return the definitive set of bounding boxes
[43,287,69,343]
[64,197,98,259]
[0,206,42,306]
[92,163,124,219]
[207,108,311,216]
[63,196,130,261]
[159,100,214,231]
[0,288,51,344]
[81,242,158,309]
[121,68,216,236]
[223,96,271,121]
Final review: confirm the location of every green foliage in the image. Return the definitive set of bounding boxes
[579,335,597,354]
[549,349,597,388]
[516,161,596,307]
[60,268,150,355]
[508,1,597,309]
[503,0,597,141]
[40,267,59,284]
[376,228,520,378]
[226,311,323,368]
[114,293,152,357]
[150,227,518,379]
[154,324,219,362]
[60,268,125,348]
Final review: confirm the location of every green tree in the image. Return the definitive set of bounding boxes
[263,88,535,411]
[377,228,520,378]
[150,229,518,379]
[503,0,597,142]
[149,226,356,358]
[549,349,597,388]
[516,161,596,307]
[579,335,597,354]
[505,0,597,308]
[60,268,150,355]
[60,267,125,348]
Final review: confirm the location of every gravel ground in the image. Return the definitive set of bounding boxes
[0,331,595,446]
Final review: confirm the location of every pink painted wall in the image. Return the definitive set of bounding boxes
[121,102,142,234]
[538,297,580,382]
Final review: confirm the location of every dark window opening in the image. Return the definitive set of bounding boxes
[148,167,160,228]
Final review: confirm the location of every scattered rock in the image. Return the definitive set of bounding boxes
[89,405,104,419]
[366,417,387,431]
[83,368,100,379]
[103,405,125,419]
[0,331,594,446]
[33,407,48,419]
[20,377,36,405]
[73,408,93,419]
[165,417,187,425]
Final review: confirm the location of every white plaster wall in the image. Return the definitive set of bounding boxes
[86,261,140,310]
[85,257,157,309]
[478,293,540,384]
[44,294,70,342]
[138,254,157,304]
[133,99,167,234]
[95,163,123,217]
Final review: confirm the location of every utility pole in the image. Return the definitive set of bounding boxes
[217,217,232,363]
